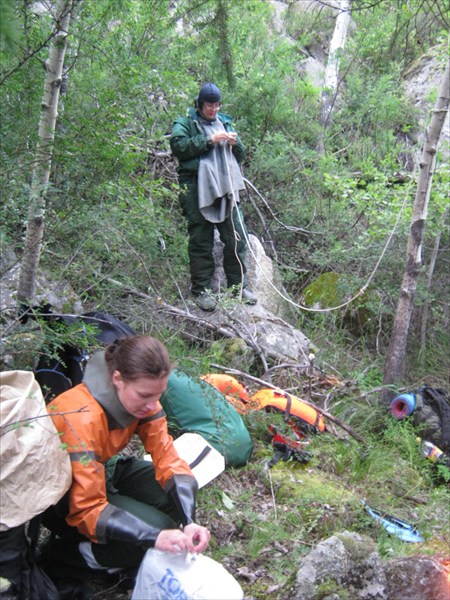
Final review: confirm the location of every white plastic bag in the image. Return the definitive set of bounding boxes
[131,549,244,600]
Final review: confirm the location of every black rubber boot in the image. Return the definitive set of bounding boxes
[38,536,95,600]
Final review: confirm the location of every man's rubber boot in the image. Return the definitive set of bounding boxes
[39,535,95,600]
[241,288,257,305]
[193,291,217,311]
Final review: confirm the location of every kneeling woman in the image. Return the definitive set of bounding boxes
[43,335,210,577]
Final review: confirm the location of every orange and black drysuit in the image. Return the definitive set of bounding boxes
[46,351,197,569]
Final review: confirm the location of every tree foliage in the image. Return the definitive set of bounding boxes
[1,0,449,384]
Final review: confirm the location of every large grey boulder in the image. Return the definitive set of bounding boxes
[293,531,449,600]
[384,556,449,600]
[293,532,388,600]
[212,232,297,319]
[203,232,311,364]
[0,249,82,317]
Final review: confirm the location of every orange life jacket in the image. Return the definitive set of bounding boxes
[249,389,326,434]
[201,374,250,413]
[202,374,326,434]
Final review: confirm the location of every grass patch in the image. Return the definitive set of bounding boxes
[196,400,449,599]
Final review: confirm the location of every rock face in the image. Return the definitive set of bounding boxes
[293,531,449,600]
[402,49,450,165]
[269,1,448,173]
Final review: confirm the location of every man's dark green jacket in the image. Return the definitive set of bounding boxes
[170,107,246,182]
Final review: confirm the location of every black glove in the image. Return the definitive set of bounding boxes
[96,504,161,548]
[166,474,198,526]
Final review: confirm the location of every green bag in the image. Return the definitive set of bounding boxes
[160,370,253,467]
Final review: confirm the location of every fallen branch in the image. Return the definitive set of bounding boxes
[390,491,428,506]
[98,275,308,366]
[221,307,270,377]
[244,177,319,235]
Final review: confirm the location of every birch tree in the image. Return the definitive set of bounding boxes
[381,61,450,403]
[319,0,351,142]
[17,0,75,304]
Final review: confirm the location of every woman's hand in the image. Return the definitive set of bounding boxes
[210,132,237,146]
[183,523,211,553]
[155,524,210,554]
[227,132,237,145]
[155,529,196,554]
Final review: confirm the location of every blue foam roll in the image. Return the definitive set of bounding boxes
[390,393,416,418]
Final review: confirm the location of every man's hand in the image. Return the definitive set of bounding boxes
[210,131,237,146]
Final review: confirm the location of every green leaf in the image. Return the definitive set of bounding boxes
[220,491,235,510]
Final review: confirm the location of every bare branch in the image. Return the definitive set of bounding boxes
[0,406,89,436]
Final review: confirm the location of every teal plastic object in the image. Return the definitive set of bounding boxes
[361,500,424,543]
[160,370,253,467]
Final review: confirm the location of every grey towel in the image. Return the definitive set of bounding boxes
[198,121,245,223]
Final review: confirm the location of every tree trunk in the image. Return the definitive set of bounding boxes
[381,61,450,403]
[17,0,74,304]
[216,0,234,89]
[318,0,351,149]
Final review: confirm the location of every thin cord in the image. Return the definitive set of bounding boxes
[224,131,411,313]
[235,169,412,312]
[226,141,245,300]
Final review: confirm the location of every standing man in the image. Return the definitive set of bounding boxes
[170,83,257,311]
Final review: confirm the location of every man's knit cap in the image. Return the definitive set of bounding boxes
[197,83,221,105]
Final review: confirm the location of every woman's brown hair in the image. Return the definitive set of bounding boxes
[104,335,172,380]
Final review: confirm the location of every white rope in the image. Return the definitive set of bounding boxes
[226,142,245,301]
[236,176,412,313]
[223,134,411,313]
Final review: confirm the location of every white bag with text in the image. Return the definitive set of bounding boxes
[131,549,244,600]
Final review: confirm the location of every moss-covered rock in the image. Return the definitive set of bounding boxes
[302,272,380,333]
